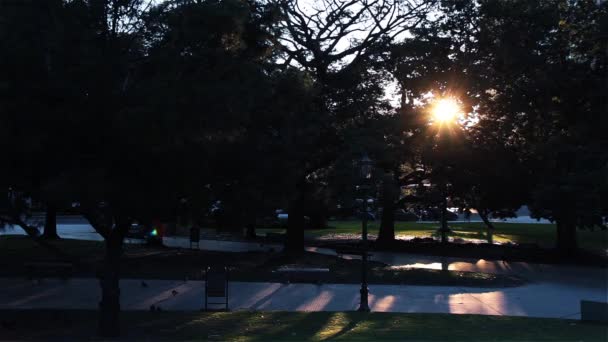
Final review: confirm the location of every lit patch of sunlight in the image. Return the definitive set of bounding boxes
[444,261,475,272]
[445,293,467,313]
[296,290,334,311]
[304,246,338,256]
[447,292,503,315]
[240,283,284,309]
[314,312,350,340]
[347,320,376,335]
[464,291,518,316]
[434,293,448,304]
[372,295,396,312]
[394,234,428,240]
[452,230,481,237]
[387,263,443,271]
[388,260,497,272]
[474,259,510,273]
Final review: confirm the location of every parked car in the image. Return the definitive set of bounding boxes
[126,224,146,239]
[126,222,164,245]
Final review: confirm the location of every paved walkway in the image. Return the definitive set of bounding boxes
[3,219,606,320]
[369,252,608,289]
[0,277,604,319]
[3,220,606,288]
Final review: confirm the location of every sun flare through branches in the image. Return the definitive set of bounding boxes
[430,97,462,125]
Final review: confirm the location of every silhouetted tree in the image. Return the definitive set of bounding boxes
[470,0,608,253]
[272,0,433,253]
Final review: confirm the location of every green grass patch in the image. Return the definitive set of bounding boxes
[294,221,608,254]
[0,236,522,287]
[233,251,524,287]
[0,235,106,261]
[0,310,605,341]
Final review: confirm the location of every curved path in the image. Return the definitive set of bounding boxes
[0,278,605,319]
[2,219,606,319]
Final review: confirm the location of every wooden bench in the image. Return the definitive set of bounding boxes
[275,267,330,283]
[581,300,608,322]
[24,261,73,280]
[204,266,229,311]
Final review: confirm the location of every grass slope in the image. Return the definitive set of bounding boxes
[0,236,523,287]
[0,310,606,341]
[259,221,608,254]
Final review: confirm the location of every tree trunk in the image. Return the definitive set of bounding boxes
[478,210,494,244]
[4,211,74,258]
[42,204,59,239]
[556,216,577,256]
[377,172,397,245]
[15,221,71,259]
[245,222,256,239]
[285,182,306,255]
[308,206,327,230]
[378,203,395,245]
[98,222,127,337]
[439,187,449,244]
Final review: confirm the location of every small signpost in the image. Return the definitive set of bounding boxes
[204,266,229,311]
[189,226,200,249]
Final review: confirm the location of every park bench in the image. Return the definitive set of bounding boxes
[24,261,73,280]
[204,266,229,311]
[275,266,330,284]
[581,300,608,322]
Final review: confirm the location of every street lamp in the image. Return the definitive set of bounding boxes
[356,153,373,312]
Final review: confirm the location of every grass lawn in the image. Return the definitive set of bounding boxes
[0,234,106,261]
[259,221,608,255]
[0,310,606,341]
[0,235,523,287]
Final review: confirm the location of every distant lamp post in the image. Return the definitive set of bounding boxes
[356,153,373,312]
[359,154,373,181]
[430,96,462,243]
[438,182,451,243]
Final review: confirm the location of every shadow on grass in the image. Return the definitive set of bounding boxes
[1,310,607,341]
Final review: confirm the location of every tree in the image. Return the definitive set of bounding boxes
[382,17,460,244]
[272,0,432,253]
[42,202,59,240]
[388,0,607,250]
[470,0,608,253]
[1,0,281,336]
[451,141,529,244]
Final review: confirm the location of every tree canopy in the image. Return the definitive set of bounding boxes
[1,0,607,337]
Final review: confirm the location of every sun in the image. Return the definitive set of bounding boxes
[431,98,462,124]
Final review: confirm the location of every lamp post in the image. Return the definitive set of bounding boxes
[430,97,461,244]
[357,153,373,312]
[438,177,450,244]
